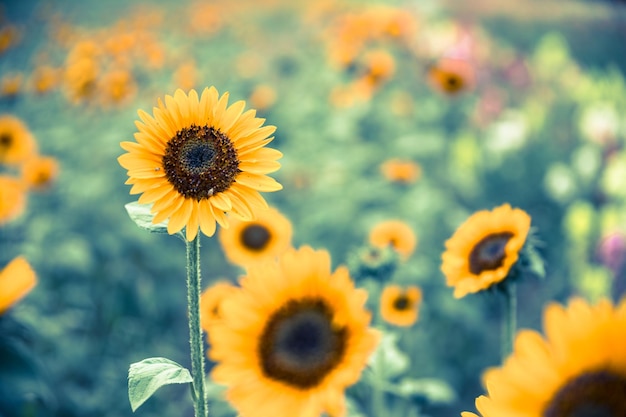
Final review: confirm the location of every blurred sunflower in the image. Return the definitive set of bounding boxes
[428,57,474,95]
[0,73,23,98]
[362,49,396,88]
[209,246,379,417]
[31,65,60,95]
[200,280,238,330]
[462,297,626,417]
[218,206,292,267]
[0,115,37,166]
[0,176,26,225]
[118,87,283,241]
[64,57,99,103]
[0,257,37,314]
[369,219,417,260]
[21,156,59,190]
[380,285,422,327]
[441,204,531,298]
[379,158,421,184]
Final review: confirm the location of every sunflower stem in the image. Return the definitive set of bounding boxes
[186,234,208,417]
[501,281,517,362]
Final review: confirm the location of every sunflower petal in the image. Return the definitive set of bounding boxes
[235,172,282,192]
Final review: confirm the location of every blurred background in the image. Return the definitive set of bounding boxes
[1,0,625,416]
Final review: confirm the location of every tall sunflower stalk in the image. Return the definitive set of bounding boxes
[120,87,283,415]
[500,281,516,360]
[186,235,207,417]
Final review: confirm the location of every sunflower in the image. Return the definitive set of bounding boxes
[118,87,283,241]
[379,158,421,184]
[380,285,422,327]
[200,280,238,331]
[0,114,37,166]
[441,204,531,298]
[0,175,26,225]
[427,57,475,96]
[208,246,379,417]
[462,297,626,417]
[21,156,59,190]
[369,219,417,260]
[218,206,292,267]
[0,257,37,314]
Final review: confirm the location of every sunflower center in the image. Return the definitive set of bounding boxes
[468,232,514,274]
[543,370,626,417]
[393,295,411,311]
[162,125,239,200]
[0,133,12,150]
[446,74,461,89]
[241,224,271,251]
[258,298,348,389]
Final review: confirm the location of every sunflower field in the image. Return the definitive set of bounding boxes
[2,0,626,417]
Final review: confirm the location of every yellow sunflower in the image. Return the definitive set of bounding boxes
[369,219,417,260]
[462,296,626,417]
[380,285,422,327]
[428,57,475,96]
[118,87,283,241]
[0,175,26,225]
[379,158,421,184]
[208,246,380,417]
[218,206,292,267]
[200,280,238,331]
[21,155,59,190]
[0,257,37,314]
[441,204,531,298]
[0,114,37,166]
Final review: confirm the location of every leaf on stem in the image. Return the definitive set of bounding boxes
[128,357,193,412]
[124,201,168,234]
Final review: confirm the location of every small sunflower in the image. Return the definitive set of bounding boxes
[463,297,626,417]
[218,206,292,267]
[427,57,474,96]
[0,257,37,314]
[200,280,238,331]
[0,114,37,166]
[209,246,379,417]
[0,175,26,225]
[21,155,59,190]
[118,87,283,241]
[441,204,531,298]
[380,285,422,327]
[380,158,421,184]
[369,219,417,260]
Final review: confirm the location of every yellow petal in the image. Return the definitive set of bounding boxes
[168,198,193,235]
[235,172,282,192]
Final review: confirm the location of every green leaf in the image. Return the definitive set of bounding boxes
[128,357,193,412]
[367,331,409,380]
[124,202,169,234]
[390,377,456,405]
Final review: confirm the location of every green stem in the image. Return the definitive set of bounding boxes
[501,281,517,362]
[186,235,208,417]
[371,348,385,417]
[370,281,385,417]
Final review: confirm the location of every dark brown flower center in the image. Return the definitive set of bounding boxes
[258,298,348,389]
[468,232,514,275]
[0,132,12,150]
[543,370,626,417]
[162,125,239,200]
[445,74,463,92]
[240,224,271,251]
[392,294,411,311]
